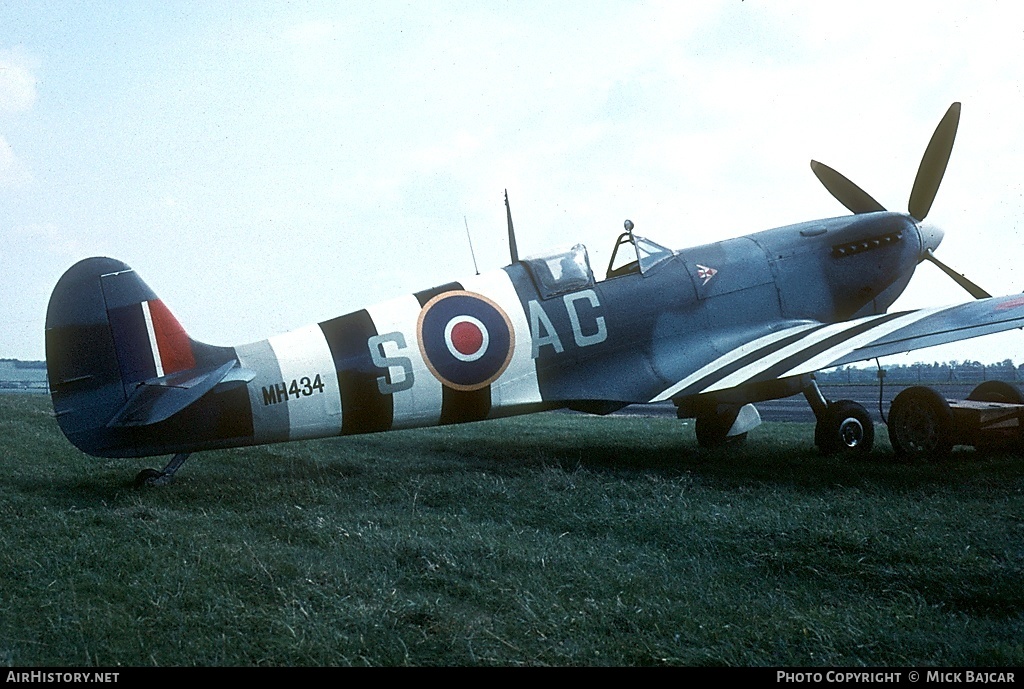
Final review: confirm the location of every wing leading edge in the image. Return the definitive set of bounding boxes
[651,294,1024,403]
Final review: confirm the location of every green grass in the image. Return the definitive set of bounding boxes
[1,394,1023,666]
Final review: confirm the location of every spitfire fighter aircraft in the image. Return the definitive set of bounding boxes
[45,103,1024,484]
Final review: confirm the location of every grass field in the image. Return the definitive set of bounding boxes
[1,393,1023,666]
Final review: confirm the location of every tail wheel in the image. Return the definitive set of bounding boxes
[888,386,954,457]
[816,400,874,456]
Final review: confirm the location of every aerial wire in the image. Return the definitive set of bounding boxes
[464,215,480,275]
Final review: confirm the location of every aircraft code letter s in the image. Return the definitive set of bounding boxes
[367,332,414,395]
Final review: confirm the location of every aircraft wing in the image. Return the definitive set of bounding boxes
[651,294,1024,402]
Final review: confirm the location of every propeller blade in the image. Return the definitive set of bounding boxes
[924,249,992,299]
[908,102,961,221]
[810,160,887,214]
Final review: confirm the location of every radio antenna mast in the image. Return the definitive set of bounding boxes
[504,189,520,264]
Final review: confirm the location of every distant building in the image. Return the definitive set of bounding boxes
[0,360,49,392]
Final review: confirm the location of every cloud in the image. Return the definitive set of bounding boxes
[0,49,37,113]
[0,50,37,188]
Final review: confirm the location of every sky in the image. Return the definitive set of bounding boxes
[3,1,1024,367]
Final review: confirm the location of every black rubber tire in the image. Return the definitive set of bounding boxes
[817,400,874,456]
[134,468,164,487]
[966,381,1024,453]
[888,386,954,458]
[694,406,745,448]
[967,381,1024,404]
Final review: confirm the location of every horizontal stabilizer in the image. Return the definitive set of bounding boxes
[107,360,254,428]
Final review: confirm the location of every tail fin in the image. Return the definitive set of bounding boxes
[45,257,220,456]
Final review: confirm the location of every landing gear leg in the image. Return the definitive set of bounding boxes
[803,377,829,421]
[805,378,874,456]
[135,452,192,487]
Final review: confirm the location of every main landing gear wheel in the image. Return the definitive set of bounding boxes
[816,400,874,456]
[694,407,746,448]
[887,386,954,458]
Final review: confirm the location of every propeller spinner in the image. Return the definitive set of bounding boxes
[811,102,990,300]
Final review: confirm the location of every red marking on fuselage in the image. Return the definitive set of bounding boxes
[696,264,718,285]
[995,295,1024,311]
[451,320,484,356]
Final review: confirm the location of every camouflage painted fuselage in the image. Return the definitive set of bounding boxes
[46,211,926,458]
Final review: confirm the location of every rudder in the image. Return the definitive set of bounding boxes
[46,257,205,456]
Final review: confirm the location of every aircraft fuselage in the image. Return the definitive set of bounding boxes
[46,211,927,459]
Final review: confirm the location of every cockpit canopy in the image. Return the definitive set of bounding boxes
[522,244,595,299]
[521,232,675,298]
[605,232,674,279]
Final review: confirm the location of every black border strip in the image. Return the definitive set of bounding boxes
[414,283,492,424]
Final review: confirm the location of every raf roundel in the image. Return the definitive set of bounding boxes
[418,290,515,391]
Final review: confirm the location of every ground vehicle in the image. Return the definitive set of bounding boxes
[888,381,1024,455]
